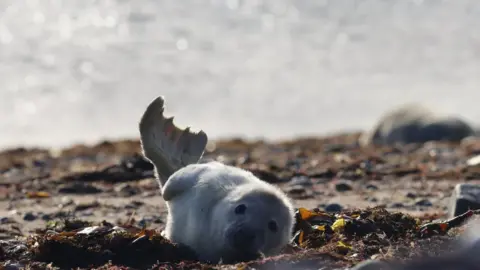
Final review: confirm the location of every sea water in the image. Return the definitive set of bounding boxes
[0,0,479,149]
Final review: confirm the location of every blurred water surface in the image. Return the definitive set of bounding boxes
[0,0,479,148]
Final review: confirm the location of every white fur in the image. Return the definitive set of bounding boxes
[138,96,295,263]
[162,161,295,263]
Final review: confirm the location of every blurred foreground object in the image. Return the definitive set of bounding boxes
[449,183,480,218]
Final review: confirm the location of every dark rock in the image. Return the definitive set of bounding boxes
[415,198,433,207]
[325,203,343,213]
[53,211,71,219]
[389,202,404,208]
[285,185,313,199]
[122,154,154,172]
[32,160,47,168]
[115,183,141,197]
[125,200,145,209]
[58,182,103,194]
[365,184,378,190]
[286,185,306,195]
[23,212,36,221]
[61,154,155,183]
[249,169,284,183]
[139,215,163,227]
[405,192,417,199]
[335,180,353,192]
[448,183,480,218]
[74,200,100,211]
[0,217,16,224]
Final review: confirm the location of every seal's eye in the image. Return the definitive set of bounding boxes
[268,221,278,232]
[234,204,246,215]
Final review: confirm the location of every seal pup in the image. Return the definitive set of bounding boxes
[359,103,476,147]
[138,96,295,264]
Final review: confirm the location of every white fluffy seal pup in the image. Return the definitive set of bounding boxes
[138,96,295,264]
[359,103,476,146]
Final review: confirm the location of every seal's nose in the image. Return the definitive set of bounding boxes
[233,228,256,249]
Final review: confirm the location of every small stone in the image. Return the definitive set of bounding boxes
[415,198,433,207]
[317,203,327,209]
[289,176,312,186]
[23,212,37,221]
[325,203,343,213]
[286,185,306,195]
[138,215,163,227]
[58,182,103,194]
[285,185,313,199]
[122,154,154,171]
[335,180,353,192]
[115,183,141,197]
[448,183,480,218]
[249,169,284,183]
[0,217,15,224]
[59,196,74,208]
[74,200,100,211]
[365,184,378,190]
[125,200,145,209]
[405,192,417,199]
[389,202,404,208]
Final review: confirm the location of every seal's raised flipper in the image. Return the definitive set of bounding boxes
[139,96,208,187]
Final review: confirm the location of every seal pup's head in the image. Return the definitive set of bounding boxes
[211,184,295,263]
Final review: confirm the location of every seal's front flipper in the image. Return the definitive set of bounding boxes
[139,96,208,187]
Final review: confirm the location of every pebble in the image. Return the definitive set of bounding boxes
[325,203,343,213]
[0,217,16,224]
[389,202,404,208]
[125,200,145,209]
[250,169,284,183]
[58,182,103,194]
[335,180,353,192]
[405,192,417,199]
[365,184,378,190]
[286,185,307,195]
[414,198,433,207]
[32,160,47,168]
[23,212,37,221]
[139,215,163,227]
[289,176,312,186]
[115,183,141,197]
[122,154,154,171]
[74,200,100,211]
[59,196,74,207]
